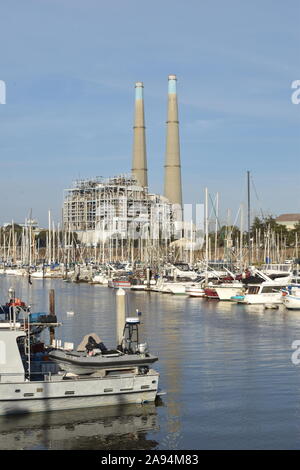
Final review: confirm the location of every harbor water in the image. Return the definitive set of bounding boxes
[1,276,300,450]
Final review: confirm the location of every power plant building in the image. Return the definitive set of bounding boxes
[63,174,176,245]
[63,76,184,246]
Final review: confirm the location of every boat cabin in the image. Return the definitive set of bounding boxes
[0,325,26,383]
[246,284,286,295]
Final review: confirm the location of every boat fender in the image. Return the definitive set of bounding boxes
[8,298,25,307]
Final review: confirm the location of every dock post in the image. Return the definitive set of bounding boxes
[116,288,126,349]
[49,289,55,345]
[146,266,151,290]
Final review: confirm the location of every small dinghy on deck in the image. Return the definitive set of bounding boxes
[48,320,158,376]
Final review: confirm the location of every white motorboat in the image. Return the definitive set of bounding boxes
[282,282,300,309]
[152,275,201,295]
[237,281,287,305]
[5,268,26,276]
[0,299,160,416]
[164,281,197,295]
[30,270,45,278]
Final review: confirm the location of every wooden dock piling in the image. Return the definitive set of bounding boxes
[49,289,55,345]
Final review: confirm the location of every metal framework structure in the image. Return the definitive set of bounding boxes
[63,174,175,246]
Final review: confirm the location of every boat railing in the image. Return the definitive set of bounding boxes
[0,305,25,330]
[261,264,292,273]
[0,370,63,382]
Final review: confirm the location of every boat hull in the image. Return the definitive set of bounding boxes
[283,295,300,310]
[214,286,244,301]
[238,293,283,304]
[113,281,131,289]
[0,370,159,415]
[204,288,219,299]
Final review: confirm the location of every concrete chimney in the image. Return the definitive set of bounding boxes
[164,74,183,208]
[132,82,148,187]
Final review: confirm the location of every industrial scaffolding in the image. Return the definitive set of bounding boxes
[63,174,175,252]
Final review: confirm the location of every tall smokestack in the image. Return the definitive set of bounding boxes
[132,82,148,187]
[164,74,182,208]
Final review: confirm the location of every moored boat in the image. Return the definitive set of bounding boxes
[112,277,131,289]
[282,282,300,310]
[204,287,219,299]
[214,282,244,301]
[0,293,160,416]
[130,279,146,291]
[185,285,205,297]
[236,281,287,305]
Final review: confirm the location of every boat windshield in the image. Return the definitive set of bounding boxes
[261,286,285,293]
[262,264,291,273]
[174,263,190,271]
[208,262,236,271]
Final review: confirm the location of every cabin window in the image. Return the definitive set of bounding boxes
[261,286,283,293]
[248,286,260,294]
[24,393,34,397]
[15,389,20,393]
[120,388,133,391]
[141,385,150,389]
[65,391,75,395]
[104,388,113,392]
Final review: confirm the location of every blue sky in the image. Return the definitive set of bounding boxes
[0,0,299,226]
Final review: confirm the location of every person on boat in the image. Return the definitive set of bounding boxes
[85,336,108,356]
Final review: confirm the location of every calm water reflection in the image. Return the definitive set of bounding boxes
[2,276,300,449]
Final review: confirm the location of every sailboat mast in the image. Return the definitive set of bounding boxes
[48,210,51,265]
[240,204,243,268]
[247,170,251,265]
[214,192,219,261]
[205,187,209,283]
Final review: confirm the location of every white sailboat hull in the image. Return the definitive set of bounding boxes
[283,295,300,310]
